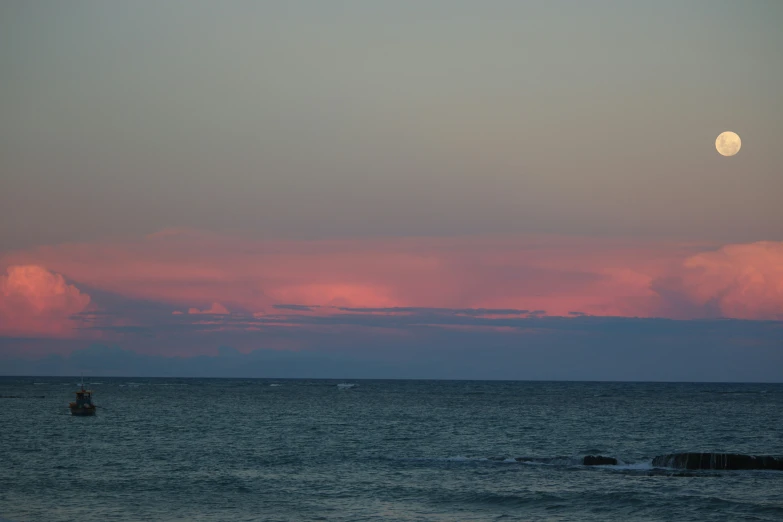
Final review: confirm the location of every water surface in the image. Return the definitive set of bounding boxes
[1,378,781,521]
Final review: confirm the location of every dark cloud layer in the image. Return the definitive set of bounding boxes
[2,316,781,382]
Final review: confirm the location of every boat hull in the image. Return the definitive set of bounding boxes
[69,405,96,416]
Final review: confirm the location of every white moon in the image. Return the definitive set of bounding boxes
[715,131,741,157]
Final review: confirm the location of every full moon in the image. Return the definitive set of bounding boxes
[715,131,741,157]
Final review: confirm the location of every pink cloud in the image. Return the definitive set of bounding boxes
[4,232,680,317]
[654,241,783,320]
[188,302,230,315]
[0,265,91,337]
[1,231,781,341]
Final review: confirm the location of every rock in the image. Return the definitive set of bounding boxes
[652,453,783,471]
[583,455,617,466]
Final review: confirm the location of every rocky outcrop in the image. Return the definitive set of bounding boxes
[652,453,783,471]
[583,455,618,466]
[511,455,619,466]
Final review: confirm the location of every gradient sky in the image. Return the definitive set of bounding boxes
[1,1,781,379]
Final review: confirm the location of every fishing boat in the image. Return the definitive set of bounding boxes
[69,380,96,416]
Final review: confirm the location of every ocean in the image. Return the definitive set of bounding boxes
[1,378,781,521]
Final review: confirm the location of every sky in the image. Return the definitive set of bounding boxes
[1,1,781,380]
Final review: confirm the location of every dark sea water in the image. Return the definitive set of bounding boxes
[1,378,782,521]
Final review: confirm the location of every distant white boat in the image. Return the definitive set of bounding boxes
[337,383,357,389]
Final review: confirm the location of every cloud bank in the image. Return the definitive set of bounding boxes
[3,317,781,381]
[0,231,781,350]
